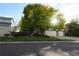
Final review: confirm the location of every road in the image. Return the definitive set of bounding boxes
[0,41,79,56]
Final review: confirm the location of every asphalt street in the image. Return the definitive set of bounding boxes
[0,41,79,56]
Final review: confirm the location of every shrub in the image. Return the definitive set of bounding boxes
[4,34,9,37]
[11,31,30,36]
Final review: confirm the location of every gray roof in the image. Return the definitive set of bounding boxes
[0,22,11,24]
[0,16,13,20]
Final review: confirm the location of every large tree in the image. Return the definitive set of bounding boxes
[20,4,57,35]
[51,13,66,36]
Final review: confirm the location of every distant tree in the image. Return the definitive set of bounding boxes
[64,19,79,36]
[19,17,28,31]
[51,13,66,36]
[19,4,57,35]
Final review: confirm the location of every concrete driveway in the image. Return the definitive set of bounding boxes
[0,41,79,56]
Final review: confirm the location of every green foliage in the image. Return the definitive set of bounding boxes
[65,19,79,36]
[52,13,66,31]
[19,4,57,35]
[19,17,28,31]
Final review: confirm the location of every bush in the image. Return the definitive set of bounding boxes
[11,31,30,36]
[4,34,9,37]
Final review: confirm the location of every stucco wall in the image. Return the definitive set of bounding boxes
[45,30,64,36]
[0,17,12,36]
[0,26,11,36]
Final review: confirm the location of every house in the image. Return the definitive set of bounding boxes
[0,16,13,36]
[45,29,64,36]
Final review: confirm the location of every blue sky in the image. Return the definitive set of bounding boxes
[0,3,26,25]
[0,3,79,26]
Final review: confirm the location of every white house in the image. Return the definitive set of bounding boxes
[45,29,64,36]
[0,16,12,36]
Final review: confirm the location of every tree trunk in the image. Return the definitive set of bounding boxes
[56,30,59,36]
[40,30,45,35]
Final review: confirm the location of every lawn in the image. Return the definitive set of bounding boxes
[0,35,74,42]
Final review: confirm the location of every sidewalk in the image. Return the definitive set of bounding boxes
[56,36,79,40]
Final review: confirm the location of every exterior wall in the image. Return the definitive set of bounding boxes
[45,30,64,36]
[0,17,12,36]
[58,31,64,36]
[0,26,11,36]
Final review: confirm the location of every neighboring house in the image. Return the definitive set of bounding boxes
[45,29,64,36]
[0,16,13,36]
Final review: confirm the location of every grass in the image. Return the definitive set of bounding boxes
[0,35,74,42]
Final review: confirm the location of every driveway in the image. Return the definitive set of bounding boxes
[0,41,79,56]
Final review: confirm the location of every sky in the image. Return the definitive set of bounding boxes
[0,3,79,26]
[0,3,26,26]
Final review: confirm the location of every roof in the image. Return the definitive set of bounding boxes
[0,22,11,24]
[0,16,13,20]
